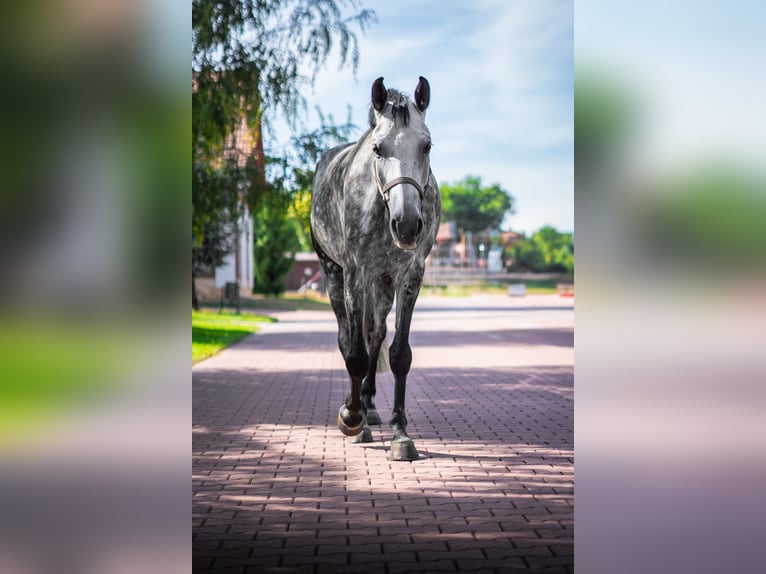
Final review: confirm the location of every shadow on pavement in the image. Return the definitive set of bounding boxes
[193,365,573,572]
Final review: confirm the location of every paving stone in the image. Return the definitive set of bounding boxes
[389,559,457,573]
[457,557,526,570]
[193,296,573,573]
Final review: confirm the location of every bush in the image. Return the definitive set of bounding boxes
[509,226,574,274]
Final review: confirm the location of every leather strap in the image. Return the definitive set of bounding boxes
[373,159,426,204]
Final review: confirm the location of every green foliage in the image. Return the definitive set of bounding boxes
[193,0,375,152]
[192,311,275,363]
[574,72,634,182]
[282,109,357,252]
[289,107,357,168]
[440,175,514,233]
[192,159,262,274]
[192,0,375,299]
[288,186,314,252]
[510,226,574,273]
[636,165,766,268]
[511,238,545,272]
[0,321,134,445]
[252,193,300,296]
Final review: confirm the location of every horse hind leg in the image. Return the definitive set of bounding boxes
[350,288,376,444]
[361,276,394,427]
[360,332,385,428]
[349,346,382,443]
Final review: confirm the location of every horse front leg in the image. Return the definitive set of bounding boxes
[337,267,369,437]
[388,269,423,461]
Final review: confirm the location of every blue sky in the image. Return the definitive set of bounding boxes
[269,0,573,235]
[576,0,766,173]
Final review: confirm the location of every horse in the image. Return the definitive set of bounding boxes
[310,76,440,461]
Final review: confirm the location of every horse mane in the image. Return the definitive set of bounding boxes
[368,89,410,128]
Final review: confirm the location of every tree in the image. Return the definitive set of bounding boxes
[511,238,545,273]
[510,226,574,274]
[251,110,357,293]
[287,184,313,252]
[193,0,375,159]
[192,0,376,304]
[191,159,248,310]
[440,176,514,233]
[283,108,357,253]
[252,191,300,296]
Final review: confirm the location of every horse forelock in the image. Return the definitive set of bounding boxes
[368,89,411,128]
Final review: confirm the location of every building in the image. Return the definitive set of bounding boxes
[428,222,521,269]
[193,73,260,300]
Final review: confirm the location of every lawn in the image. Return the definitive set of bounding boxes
[192,310,276,363]
[506,280,565,294]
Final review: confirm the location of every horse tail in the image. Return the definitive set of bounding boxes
[376,331,391,374]
[364,283,392,374]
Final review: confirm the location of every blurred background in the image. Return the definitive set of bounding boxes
[0,0,764,572]
[576,1,766,573]
[1,0,189,572]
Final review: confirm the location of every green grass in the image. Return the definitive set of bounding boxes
[192,310,276,363]
[238,293,332,311]
[506,280,564,294]
[0,311,276,448]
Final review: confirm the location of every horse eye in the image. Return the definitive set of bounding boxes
[372,144,381,157]
[423,142,432,155]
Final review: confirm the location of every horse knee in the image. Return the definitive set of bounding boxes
[389,343,412,377]
[344,349,369,379]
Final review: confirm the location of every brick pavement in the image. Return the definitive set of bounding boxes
[193,295,574,573]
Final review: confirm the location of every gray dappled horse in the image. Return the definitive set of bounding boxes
[310,76,440,461]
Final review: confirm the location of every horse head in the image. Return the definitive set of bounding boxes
[369,76,432,250]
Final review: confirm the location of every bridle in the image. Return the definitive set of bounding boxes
[372,158,428,205]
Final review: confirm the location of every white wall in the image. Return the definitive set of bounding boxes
[214,209,252,289]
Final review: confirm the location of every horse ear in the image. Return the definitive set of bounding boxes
[414,76,430,112]
[372,77,387,113]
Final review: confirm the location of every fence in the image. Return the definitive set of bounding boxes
[422,268,572,288]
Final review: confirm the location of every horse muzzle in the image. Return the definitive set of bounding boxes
[391,216,424,250]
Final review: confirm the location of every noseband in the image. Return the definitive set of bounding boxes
[372,159,427,204]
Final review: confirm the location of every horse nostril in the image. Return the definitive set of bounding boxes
[391,219,398,235]
[416,218,424,236]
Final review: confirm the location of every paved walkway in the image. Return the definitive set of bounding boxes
[193,295,574,573]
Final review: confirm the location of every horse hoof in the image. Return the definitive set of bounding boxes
[349,425,373,443]
[390,438,419,461]
[337,406,364,436]
[365,408,382,426]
